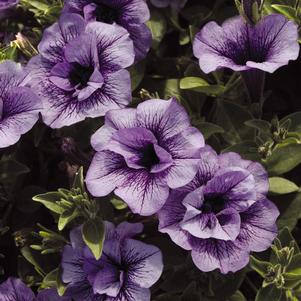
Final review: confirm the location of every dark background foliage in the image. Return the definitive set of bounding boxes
[1,0,301,300]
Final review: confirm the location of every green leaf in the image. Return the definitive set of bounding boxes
[194,122,224,139]
[0,157,30,182]
[147,10,167,49]
[255,285,282,301]
[58,208,79,231]
[250,256,271,277]
[222,141,260,161]
[271,4,297,19]
[180,77,225,96]
[280,112,301,135]
[130,60,146,91]
[229,291,247,301]
[286,254,301,274]
[276,193,301,231]
[20,246,45,276]
[214,100,255,144]
[269,177,299,195]
[42,268,59,289]
[265,143,301,175]
[82,217,105,260]
[277,227,300,254]
[33,192,65,214]
[181,282,200,301]
[57,267,67,296]
[72,167,85,193]
[245,119,271,133]
[110,197,128,210]
[210,269,246,300]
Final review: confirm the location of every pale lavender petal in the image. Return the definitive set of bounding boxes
[115,170,169,216]
[190,238,250,274]
[85,22,135,71]
[86,151,127,197]
[122,238,163,288]
[38,13,86,62]
[136,98,191,140]
[239,198,279,252]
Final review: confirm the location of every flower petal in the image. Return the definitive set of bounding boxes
[38,13,86,62]
[115,170,169,216]
[0,87,41,148]
[239,198,279,252]
[86,151,127,197]
[91,108,138,151]
[190,238,250,274]
[158,190,193,250]
[0,278,35,301]
[85,22,135,71]
[136,98,191,140]
[122,238,163,288]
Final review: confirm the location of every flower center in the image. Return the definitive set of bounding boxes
[139,144,160,170]
[225,35,267,65]
[202,196,226,214]
[69,63,94,88]
[95,3,119,24]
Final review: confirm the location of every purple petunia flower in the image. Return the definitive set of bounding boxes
[0,0,19,20]
[61,222,163,301]
[0,277,70,301]
[62,0,152,61]
[193,14,299,101]
[193,14,299,74]
[158,147,279,274]
[150,0,187,11]
[86,98,205,216]
[0,60,41,148]
[27,14,135,128]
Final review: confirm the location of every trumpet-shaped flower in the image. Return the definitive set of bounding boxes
[63,0,151,61]
[61,222,163,301]
[27,14,135,128]
[86,98,205,216]
[0,60,41,148]
[158,147,279,274]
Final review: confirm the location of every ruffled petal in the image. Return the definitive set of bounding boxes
[115,170,169,216]
[38,13,86,62]
[0,278,35,301]
[86,151,127,197]
[122,238,163,288]
[239,198,279,252]
[136,98,191,140]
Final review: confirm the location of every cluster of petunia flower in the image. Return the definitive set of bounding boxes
[0,0,300,300]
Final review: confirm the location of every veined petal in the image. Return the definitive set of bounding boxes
[136,98,191,140]
[0,278,35,301]
[38,13,86,62]
[122,238,163,288]
[239,198,279,252]
[85,22,135,71]
[115,170,169,216]
[86,151,127,197]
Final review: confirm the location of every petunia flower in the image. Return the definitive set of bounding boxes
[0,277,70,301]
[150,0,187,11]
[158,146,279,274]
[61,222,163,301]
[0,0,18,20]
[62,0,152,61]
[86,98,205,216]
[0,60,41,148]
[193,14,300,101]
[27,13,135,128]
